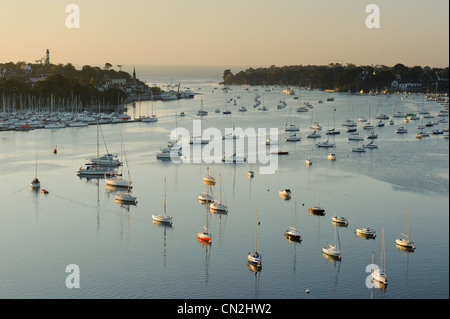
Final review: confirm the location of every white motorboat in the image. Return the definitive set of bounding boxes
[352,147,366,152]
[328,153,336,161]
[156,144,182,160]
[305,157,312,166]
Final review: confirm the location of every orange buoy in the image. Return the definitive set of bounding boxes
[53,145,57,154]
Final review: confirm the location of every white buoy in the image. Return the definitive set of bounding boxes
[305,288,310,294]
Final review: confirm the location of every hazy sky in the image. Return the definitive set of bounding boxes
[0,0,448,68]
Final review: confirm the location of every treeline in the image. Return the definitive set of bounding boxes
[222,63,449,93]
[0,62,130,109]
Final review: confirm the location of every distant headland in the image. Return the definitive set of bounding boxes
[221,64,449,94]
[0,50,195,112]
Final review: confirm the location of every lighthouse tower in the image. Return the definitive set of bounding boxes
[45,49,50,65]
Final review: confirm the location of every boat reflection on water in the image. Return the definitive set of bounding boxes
[248,261,262,273]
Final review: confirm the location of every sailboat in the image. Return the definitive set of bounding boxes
[326,108,340,135]
[285,198,301,241]
[114,141,137,204]
[309,179,325,215]
[371,227,388,285]
[202,166,216,185]
[105,132,132,188]
[30,151,40,189]
[152,178,173,224]
[209,173,228,213]
[322,224,342,259]
[142,97,158,122]
[395,205,415,250]
[285,107,300,131]
[198,199,212,243]
[248,209,262,269]
[77,122,118,176]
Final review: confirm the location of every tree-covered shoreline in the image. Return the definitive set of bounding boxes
[0,61,158,111]
[222,64,449,93]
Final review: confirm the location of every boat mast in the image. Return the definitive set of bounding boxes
[164,177,167,217]
[255,209,259,253]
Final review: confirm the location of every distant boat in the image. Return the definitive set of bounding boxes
[316,139,336,148]
[285,133,301,142]
[285,198,301,242]
[209,174,228,213]
[305,157,313,166]
[114,141,137,205]
[352,147,366,152]
[222,153,246,163]
[30,151,40,189]
[198,197,212,243]
[363,140,378,149]
[355,227,376,238]
[152,178,173,224]
[202,167,216,185]
[371,227,387,285]
[105,133,132,188]
[396,126,408,134]
[309,180,325,215]
[348,133,364,141]
[395,205,415,251]
[322,224,342,259]
[248,209,262,269]
[306,130,321,138]
[328,153,336,161]
[279,189,291,197]
[332,213,348,226]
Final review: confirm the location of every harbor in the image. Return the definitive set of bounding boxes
[0,77,448,299]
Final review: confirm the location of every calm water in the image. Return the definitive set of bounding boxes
[0,67,448,299]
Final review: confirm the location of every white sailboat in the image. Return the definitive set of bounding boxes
[105,132,131,188]
[248,209,262,269]
[202,166,216,185]
[209,173,228,213]
[395,205,415,250]
[284,198,301,241]
[322,224,342,259]
[371,227,388,285]
[142,97,158,122]
[114,141,137,204]
[152,178,173,224]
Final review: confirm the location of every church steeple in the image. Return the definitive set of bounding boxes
[133,67,136,83]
